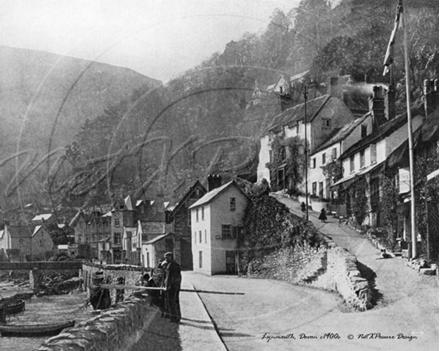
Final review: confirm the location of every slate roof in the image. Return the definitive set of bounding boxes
[171,180,207,214]
[189,181,249,209]
[341,109,421,160]
[311,113,370,155]
[145,233,172,245]
[7,226,32,238]
[69,211,83,227]
[32,213,53,222]
[263,95,350,135]
[387,111,439,168]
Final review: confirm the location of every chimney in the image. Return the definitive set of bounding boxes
[369,86,387,130]
[327,77,341,98]
[207,174,222,192]
[424,79,439,117]
[384,85,396,121]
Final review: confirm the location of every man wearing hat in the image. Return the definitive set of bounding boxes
[163,252,181,323]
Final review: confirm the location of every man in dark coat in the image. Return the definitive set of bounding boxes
[163,252,182,323]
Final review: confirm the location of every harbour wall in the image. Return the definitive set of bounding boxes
[39,296,156,351]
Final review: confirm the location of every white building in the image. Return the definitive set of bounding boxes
[189,180,249,275]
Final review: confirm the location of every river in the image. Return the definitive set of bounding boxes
[0,291,93,351]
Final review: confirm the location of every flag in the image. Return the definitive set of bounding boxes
[383,0,404,75]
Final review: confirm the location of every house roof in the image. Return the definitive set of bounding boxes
[264,94,338,135]
[32,213,53,221]
[124,195,134,211]
[189,181,249,209]
[171,180,207,214]
[32,225,43,237]
[311,113,370,155]
[341,108,422,160]
[69,211,83,227]
[332,160,385,189]
[145,233,172,245]
[7,226,32,238]
[387,112,439,168]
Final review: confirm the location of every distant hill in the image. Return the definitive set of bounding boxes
[0,45,162,157]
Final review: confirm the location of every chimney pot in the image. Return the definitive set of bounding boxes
[369,86,387,129]
[207,174,222,192]
[327,77,341,98]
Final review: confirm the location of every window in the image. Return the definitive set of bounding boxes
[312,158,316,169]
[360,150,365,168]
[201,206,205,220]
[312,182,317,195]
[296,122,300,134]
[230,198,236,211]
[319,182,324,198]
[196,208,199,222]
[370,143,377,164]
[19,238,24,247]
[269,150,273,163]
[361,125,367,138]
[332,148,337,160]
[322,119,331,128]
[188,209,191,226]
[322,153,326,165]
[199,231,202,243]
[222,225,232,239]
[199,251,203,269]
[114,219,120,227]
[350,155,355,173]
[114,232,121,244]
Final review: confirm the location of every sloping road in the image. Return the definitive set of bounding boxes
[181,195,438,351]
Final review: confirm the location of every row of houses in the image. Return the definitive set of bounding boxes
[0,214,69,261]
[257,75,438,243]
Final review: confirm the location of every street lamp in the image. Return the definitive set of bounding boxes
[303,84,309,221]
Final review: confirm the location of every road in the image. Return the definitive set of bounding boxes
[180,195,438,351]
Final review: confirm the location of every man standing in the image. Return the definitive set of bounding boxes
[163,252,181,323]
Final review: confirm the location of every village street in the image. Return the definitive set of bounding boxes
[174,196,439,351]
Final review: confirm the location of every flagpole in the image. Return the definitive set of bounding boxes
[401,0,417,258]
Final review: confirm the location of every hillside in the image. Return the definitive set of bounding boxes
[0,45,162,157]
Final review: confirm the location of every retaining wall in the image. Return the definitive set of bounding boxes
[39,296,155,351]
[248,245,373,311]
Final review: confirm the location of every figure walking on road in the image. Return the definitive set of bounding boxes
[319,208,327,223]
[163,252,182,323]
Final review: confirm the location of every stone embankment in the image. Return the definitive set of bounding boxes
[39,296,153,351]
[248,244,373,311]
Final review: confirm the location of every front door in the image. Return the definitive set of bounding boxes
[225,251,236,274]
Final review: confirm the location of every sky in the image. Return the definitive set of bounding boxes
[0,0,301,82]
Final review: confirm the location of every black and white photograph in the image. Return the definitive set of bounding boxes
[0,1,438,350]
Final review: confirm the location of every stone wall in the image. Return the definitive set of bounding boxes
[39,296,155,351]
[248,245,373,311]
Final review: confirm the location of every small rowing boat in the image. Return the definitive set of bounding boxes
[0,320,75,337]
[5,299,25,315]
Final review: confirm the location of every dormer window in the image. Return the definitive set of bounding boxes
[322,119,331,128]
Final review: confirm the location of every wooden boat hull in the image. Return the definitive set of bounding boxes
[0,320,75,337]
[5,299,25,315]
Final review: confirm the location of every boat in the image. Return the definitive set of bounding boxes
[0,320,75,337]
[5,299,25,315]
